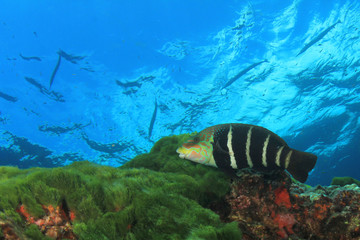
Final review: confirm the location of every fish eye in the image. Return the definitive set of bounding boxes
[192,136,200,143]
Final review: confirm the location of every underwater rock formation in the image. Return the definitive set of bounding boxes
[0,134,359,239]
[224,170,360,240]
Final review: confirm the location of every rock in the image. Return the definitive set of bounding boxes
[223,170,360,240]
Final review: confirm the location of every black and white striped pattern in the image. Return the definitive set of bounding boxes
[212,124,293,171]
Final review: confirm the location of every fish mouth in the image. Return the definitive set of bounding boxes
[176,148,186,159]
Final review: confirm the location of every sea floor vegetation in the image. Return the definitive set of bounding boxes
[0,134,359,239]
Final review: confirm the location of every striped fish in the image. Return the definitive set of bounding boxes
[176,123,317,183]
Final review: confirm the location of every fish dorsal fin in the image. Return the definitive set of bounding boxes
[246,124,288,147]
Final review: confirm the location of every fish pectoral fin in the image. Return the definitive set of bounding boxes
[212,141,229,155]
[220,167,239,179]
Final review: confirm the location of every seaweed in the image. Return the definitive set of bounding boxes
[0,134,241,239]
[331,176,360,187]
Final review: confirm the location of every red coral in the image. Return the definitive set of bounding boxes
[224,171,360,239]
[313,202,331,221]
[274,187,291,209]
[273,213,296,238]
[16,203,77,239]
[70,211,76,221]
[16,204,35,224]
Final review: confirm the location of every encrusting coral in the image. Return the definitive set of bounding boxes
[0,134,359,240]
[224,170,360,239]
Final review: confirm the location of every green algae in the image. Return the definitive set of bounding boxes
[0,134,242,240]
[24,224,52,240]
[122,134,232,206]
[331,176,360,187]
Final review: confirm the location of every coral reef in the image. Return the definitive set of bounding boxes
[0,134,359,240]
[224,170,360,240]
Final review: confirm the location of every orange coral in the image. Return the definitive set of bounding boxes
[313,203,330,220]
[70,211,76,221]
[274,187,292,209]
[16,204,35,224]
[16,203,77,239]
[225,171,360,239]
[273,213,296,238]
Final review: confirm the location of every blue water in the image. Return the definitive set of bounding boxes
[1,0,359,186]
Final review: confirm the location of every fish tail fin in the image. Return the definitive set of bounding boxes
[286,149,317,183]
